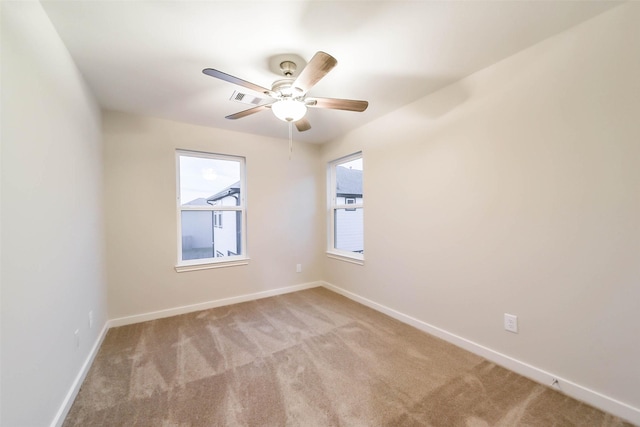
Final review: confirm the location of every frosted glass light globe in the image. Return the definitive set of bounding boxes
[272,99,307,122]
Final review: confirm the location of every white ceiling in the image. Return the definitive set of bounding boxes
[40,1,621,144]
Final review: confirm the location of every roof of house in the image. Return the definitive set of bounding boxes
[336,166,362,197]
[206,181,241,204]
[183,197,210,206]
[182,181,241,206]
[184,170,360,206]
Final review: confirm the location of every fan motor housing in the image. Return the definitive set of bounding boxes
[272,78,302,98]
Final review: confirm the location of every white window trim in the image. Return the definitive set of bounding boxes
[175,150,248,271]
[326,252,364,265]
[327,152,364,263]
[175,258,250,273]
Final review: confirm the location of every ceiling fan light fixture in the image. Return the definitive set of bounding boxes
[272,99,307,122]
[204,51,367,133]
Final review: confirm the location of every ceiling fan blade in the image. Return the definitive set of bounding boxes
[306,97,369,112]
[203,68,273,96]
[292,51,337,94]
[295,118,311,132]
[225,104,272,120]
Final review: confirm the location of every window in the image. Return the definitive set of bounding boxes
[176,150,247,271]
[214,211,223,228]
[328,152,364,263]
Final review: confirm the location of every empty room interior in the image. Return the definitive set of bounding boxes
[2,1,639,426]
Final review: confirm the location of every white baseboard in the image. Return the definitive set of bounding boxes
[320,281,640,426]
[108,281,322,328]
[51,321,109,427]
[53,281,639,426]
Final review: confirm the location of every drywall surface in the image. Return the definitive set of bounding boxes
[320,2,639,414]
[0,2,107,425]
[103,111,323,319]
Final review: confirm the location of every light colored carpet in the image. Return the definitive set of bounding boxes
[64,287,633,426]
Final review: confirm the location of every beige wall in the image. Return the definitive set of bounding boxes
[321,2,639,413]
[103,111,324,319]
[1,2,107,425]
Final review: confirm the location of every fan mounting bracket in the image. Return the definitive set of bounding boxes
[279,61,297,77]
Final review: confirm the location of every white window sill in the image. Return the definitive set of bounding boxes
[175,258,249,272]
[326,252,364,265]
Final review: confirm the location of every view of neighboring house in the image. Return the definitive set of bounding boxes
[181,182,241,260]
[335,166,363,253]
[182,167,364,259]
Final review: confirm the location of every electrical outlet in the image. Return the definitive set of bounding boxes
[89,310,94,329]
[74,329,80,348]
[296,264,302,273]
[504,313,518,333]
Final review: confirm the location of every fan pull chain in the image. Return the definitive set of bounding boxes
[288,121,293,160]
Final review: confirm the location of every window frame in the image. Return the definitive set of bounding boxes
[175,150,248,272]
[327,152,364,264]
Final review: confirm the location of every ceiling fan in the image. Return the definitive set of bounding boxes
[202,51,368,132]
